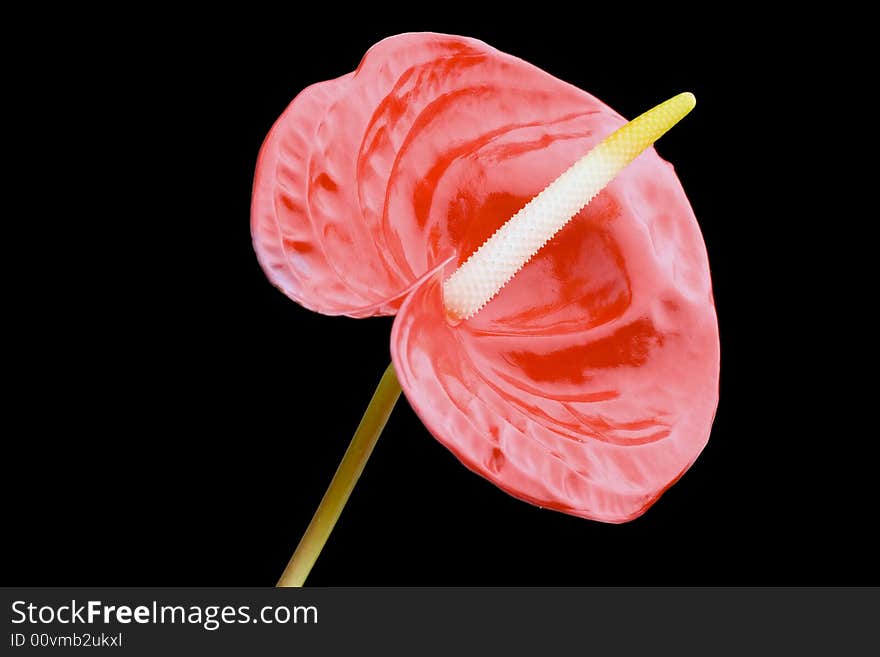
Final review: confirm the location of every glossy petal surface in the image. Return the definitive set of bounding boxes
[391,150,719,521]
[252,33,720,521]
[252,33,617,316]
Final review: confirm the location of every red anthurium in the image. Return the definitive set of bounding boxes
[252,33,719,583]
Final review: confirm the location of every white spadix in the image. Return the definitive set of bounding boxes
[442,92,696,320]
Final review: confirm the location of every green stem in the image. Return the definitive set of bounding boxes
[277,362,401,587]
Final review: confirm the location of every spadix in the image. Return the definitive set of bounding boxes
[442,92,696,320]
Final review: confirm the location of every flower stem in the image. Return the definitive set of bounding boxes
[277,361,401,587]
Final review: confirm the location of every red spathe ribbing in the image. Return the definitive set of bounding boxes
[252,33,720,522]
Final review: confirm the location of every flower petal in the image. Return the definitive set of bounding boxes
[253,32,720,520]
[391,151,719,522]
[252,33,619,316]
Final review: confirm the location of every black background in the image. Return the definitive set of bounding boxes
[4,11,870,585]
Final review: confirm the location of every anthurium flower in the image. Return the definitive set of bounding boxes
[252,33,719,574]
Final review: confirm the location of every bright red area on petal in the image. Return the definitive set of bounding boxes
[252,33,720,522]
